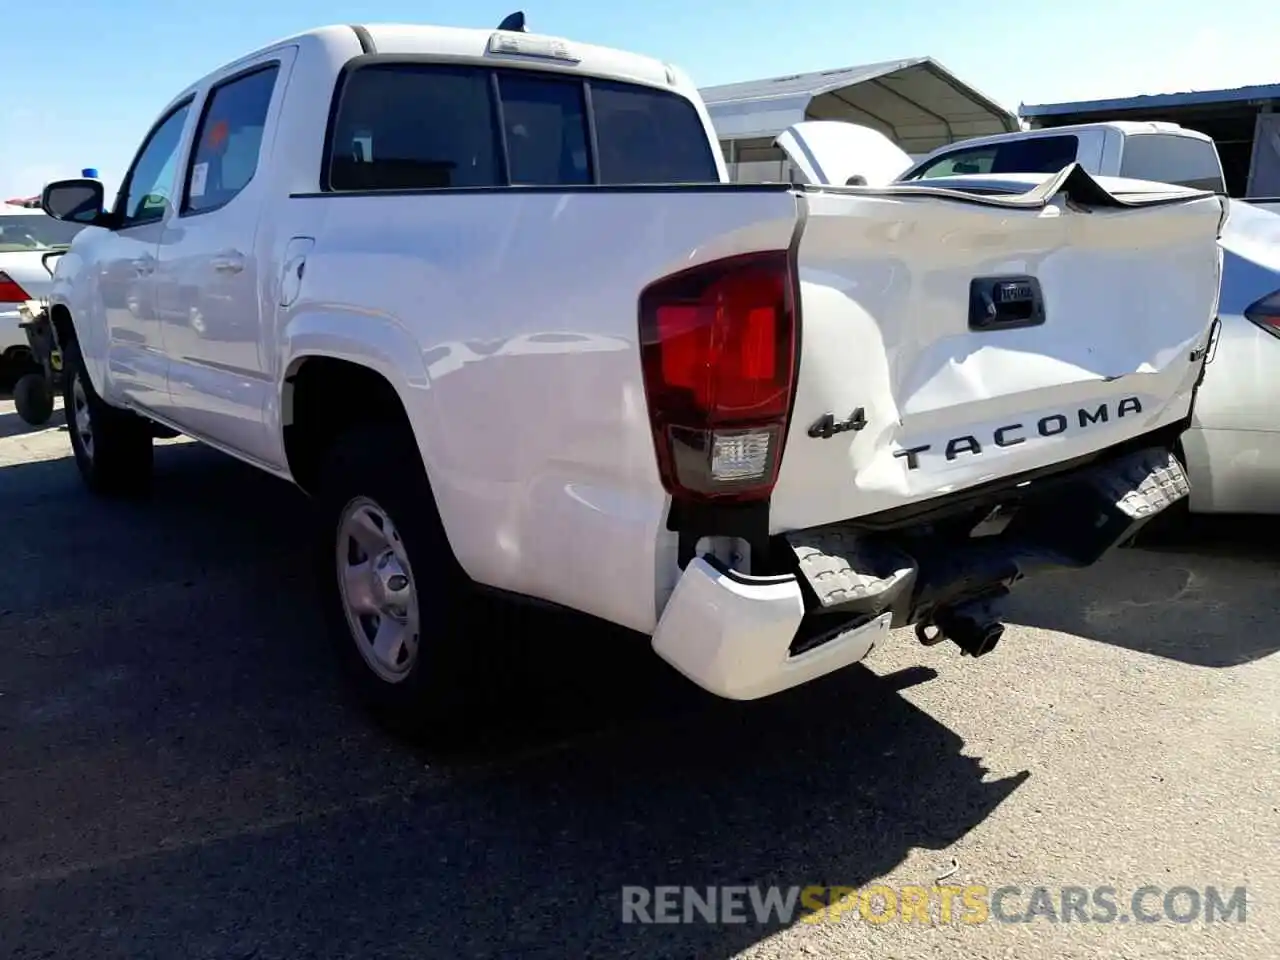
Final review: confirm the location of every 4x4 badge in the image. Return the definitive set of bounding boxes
[808,408,867,440]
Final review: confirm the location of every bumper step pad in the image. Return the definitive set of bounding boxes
[784,529,917,616]
[782,445,1187,622]
[1087,446,1190,520]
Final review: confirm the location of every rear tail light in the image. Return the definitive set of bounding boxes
[0,272,31,303]
[638,250,798,503]
[1244,290,1280,339]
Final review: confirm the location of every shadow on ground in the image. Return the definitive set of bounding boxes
[0,445,1027,960]
[1003,509,1280,668]
[0,407,65,439]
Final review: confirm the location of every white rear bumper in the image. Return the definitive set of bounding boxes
[651,556,892,700]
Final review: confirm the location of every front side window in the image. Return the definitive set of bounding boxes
[119,102,192,227]
[184,65,280,214]
[912,146,998,179]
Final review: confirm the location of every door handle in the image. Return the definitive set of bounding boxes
[211,250,246,274]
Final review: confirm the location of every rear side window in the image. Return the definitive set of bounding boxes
[1119,133,1225,192]
[184,64,279,214]
[592,80,718,184]
[907,135,1080,179]
[329,64,501,191]
[326,63,717,191]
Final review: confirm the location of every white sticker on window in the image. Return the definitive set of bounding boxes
[190,162,209,198]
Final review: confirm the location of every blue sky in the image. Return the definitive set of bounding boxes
[5,0,1278,198]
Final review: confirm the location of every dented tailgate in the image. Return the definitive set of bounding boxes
[767,164,1225,531]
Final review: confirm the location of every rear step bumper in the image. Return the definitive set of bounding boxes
[652,444,1189,701]
[650,557,894,700]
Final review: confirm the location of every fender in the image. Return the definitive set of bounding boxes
[279,306,433,440]
[278,307,491,571]
[47,236,113,399]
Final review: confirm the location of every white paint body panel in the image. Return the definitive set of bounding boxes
[650,556,889,700]
[771,183,1224,531]
[893,124,1280,517]
[284,187,801,634]
[43,23,1227,700]
[777,121,912,187]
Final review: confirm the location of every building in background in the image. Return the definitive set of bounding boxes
[1020,84,1280,198]
[701,57,1020,182]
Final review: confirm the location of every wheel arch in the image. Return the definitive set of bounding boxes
[282,353,410,492]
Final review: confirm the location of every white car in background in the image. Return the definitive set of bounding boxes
[1,204,88,376]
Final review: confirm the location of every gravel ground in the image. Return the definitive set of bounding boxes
[0,397,1276,960]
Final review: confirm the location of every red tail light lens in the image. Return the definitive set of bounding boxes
[638,250,798,503]
[1244,290,1280,339]
[0,271,31,303]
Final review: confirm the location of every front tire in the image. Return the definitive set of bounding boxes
[62,339,154,497]
[314,424,478,744]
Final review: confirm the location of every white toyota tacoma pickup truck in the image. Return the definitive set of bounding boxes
[40,20,1225,738]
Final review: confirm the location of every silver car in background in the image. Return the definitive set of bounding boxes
[1180,199,1280,515]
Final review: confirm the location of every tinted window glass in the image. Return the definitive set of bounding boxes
[592,80,718,184]
[329,65,501,191]
[120,103,192,226]
[498,73,590,185]
[910,135,1079,180]
[1119,133,1225,192]
[327,64,721,190]
[185,65,280,213]
[0,215,86,251]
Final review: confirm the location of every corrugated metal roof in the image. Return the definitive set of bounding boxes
[700,57,1019,154]
[1020,81,1280,119]
[700,57,929,105]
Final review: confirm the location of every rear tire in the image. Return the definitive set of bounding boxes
[314,424,479,745]
[62,339,154,497]
[12,373,54,426]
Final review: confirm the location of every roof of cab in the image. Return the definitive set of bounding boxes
[187,22,684,96]
[359,23,679,88]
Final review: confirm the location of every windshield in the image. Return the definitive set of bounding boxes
[0,213,88,252]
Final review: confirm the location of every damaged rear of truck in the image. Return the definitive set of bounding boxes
[647,162,1225,699]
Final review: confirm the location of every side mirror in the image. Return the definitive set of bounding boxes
[41,178,106,226]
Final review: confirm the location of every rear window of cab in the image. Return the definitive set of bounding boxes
[325,62,720,191]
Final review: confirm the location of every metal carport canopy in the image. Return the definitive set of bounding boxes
[700,57,1020,154]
